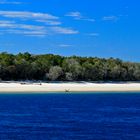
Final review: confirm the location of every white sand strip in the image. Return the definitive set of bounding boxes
[0,82,140,93]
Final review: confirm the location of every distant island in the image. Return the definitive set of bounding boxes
[0,52,140,81]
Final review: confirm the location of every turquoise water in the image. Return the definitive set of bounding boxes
[0,92,140,139]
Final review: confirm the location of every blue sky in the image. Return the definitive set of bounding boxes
[0,0,139,61]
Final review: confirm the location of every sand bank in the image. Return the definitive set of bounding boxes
[0,82,140,93]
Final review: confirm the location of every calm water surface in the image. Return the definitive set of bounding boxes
[0,92,140,140]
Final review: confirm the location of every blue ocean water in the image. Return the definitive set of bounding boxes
[0,93,140,140]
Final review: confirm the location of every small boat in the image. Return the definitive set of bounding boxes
[65,89,70,93]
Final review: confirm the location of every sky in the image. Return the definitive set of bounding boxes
[0,0,139,62]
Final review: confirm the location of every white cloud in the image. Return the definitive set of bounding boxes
[0,11,58,20]
[59,44,72,47]
[0,20,45,30]
[0,20,79,36]
[50,27,79,34]
[0,0,22,4]
[87,33,99,37]
[0,20,15,24]
[102,16,118,21]
[36,19,61,25]
[7,30,47,37]
[66,11,95,22]
[66,12,82,19]
[0,11,61,26]
[0,22,47,37]
[0,11,79,37]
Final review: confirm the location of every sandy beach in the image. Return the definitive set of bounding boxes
[0,82,140,93]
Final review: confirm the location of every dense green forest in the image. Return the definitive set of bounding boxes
[0,52,140,81]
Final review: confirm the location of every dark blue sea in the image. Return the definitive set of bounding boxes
[0,93,140,140]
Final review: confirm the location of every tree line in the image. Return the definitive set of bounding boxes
[0,52,140,81]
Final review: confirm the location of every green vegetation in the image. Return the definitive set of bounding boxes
[0,52,140,81]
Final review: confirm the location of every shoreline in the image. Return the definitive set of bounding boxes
[0,82,140,93]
